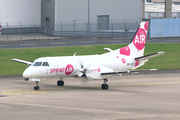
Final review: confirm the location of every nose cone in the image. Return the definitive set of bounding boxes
[23,68,32,78]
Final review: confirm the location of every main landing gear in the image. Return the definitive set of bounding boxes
[57,78,64,86]
[34,81,40,90]
[101,78,109,90]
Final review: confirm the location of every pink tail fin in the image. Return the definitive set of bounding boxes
[119,22,149,57]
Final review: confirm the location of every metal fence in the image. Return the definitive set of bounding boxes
[145,12,180,19]
[0,21,140,40]
[0,23,43,41]
[51,21,139,38]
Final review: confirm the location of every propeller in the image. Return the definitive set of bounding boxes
[80,65,89,86]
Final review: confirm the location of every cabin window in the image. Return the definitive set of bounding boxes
[42,62,49,66]
[33,62,42,66]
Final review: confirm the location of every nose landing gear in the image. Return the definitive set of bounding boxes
[101,78,109,90]
[57,78,64,86]
[34,81,40,90]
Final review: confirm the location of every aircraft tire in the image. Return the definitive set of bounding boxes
[34,86,40,90]
[101,84,109,90]
[57,80,64,86]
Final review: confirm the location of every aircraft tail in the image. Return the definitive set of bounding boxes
[120,22,149,57]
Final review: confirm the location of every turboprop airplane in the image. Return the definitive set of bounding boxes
[12,22,164,90]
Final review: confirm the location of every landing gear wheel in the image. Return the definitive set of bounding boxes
[101,78,109,90]
[34,86,40,90]
[34,81,40,90]
[57,80,64,86]
[101,84,109,90]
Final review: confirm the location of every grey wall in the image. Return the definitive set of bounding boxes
[41,0,56,31]
[55,0,142,24]
[0,0,41,26]
[42,0,142,31]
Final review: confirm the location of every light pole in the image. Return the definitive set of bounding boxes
[164,0,172,18]
[88,0,90,37]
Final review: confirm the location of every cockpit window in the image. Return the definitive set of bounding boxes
[33,62,42,66]
[42,62,49,66]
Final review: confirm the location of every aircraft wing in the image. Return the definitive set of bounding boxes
[101,69,157,75]
[135,52,164,61]
[11,58,32,65]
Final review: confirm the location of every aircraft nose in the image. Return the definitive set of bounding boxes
[23,68,32,78]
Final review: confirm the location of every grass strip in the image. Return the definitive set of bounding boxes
[0,43,180,76]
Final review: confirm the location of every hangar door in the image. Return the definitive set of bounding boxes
[98,15,109,30]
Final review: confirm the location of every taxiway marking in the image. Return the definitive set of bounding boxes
[50,42,66,44]
[20,44,36,46]
[110,81,180,87]
[165,40,179,42]
[0,45,6,47]
[79,41,94,43]
[108,40,123,42]
[0,90,47,95]
[1,81,180,95]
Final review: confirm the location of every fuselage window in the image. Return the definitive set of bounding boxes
[42,62,49,66]
[33,62,42,66]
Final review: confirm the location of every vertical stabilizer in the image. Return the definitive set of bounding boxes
[103,22,149,57]
[127,22,149,57]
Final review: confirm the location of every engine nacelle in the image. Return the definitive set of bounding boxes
[85,66,114,80]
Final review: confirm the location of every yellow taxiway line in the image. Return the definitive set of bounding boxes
[1,81,180,95]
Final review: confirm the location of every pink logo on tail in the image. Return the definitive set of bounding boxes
[133,28,146,50]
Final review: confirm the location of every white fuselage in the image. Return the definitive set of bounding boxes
[23,54,136,80]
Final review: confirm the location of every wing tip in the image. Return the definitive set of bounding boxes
[157,51,165,54]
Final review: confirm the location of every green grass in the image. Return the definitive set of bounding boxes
[0,43,180,76]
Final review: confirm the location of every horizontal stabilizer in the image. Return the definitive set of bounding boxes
[104,48,113,52]
[101,69,157,75]
[135,52,164,61]
[11,58,32,65]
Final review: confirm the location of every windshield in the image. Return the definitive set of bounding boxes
[33,62,42,66]
[42,62,49,66]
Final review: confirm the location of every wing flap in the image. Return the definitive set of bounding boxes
[11,58,32,65]
[135,52,164,61]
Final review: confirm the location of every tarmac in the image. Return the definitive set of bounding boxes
[1,34,180,120]
[0,71,180,120]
